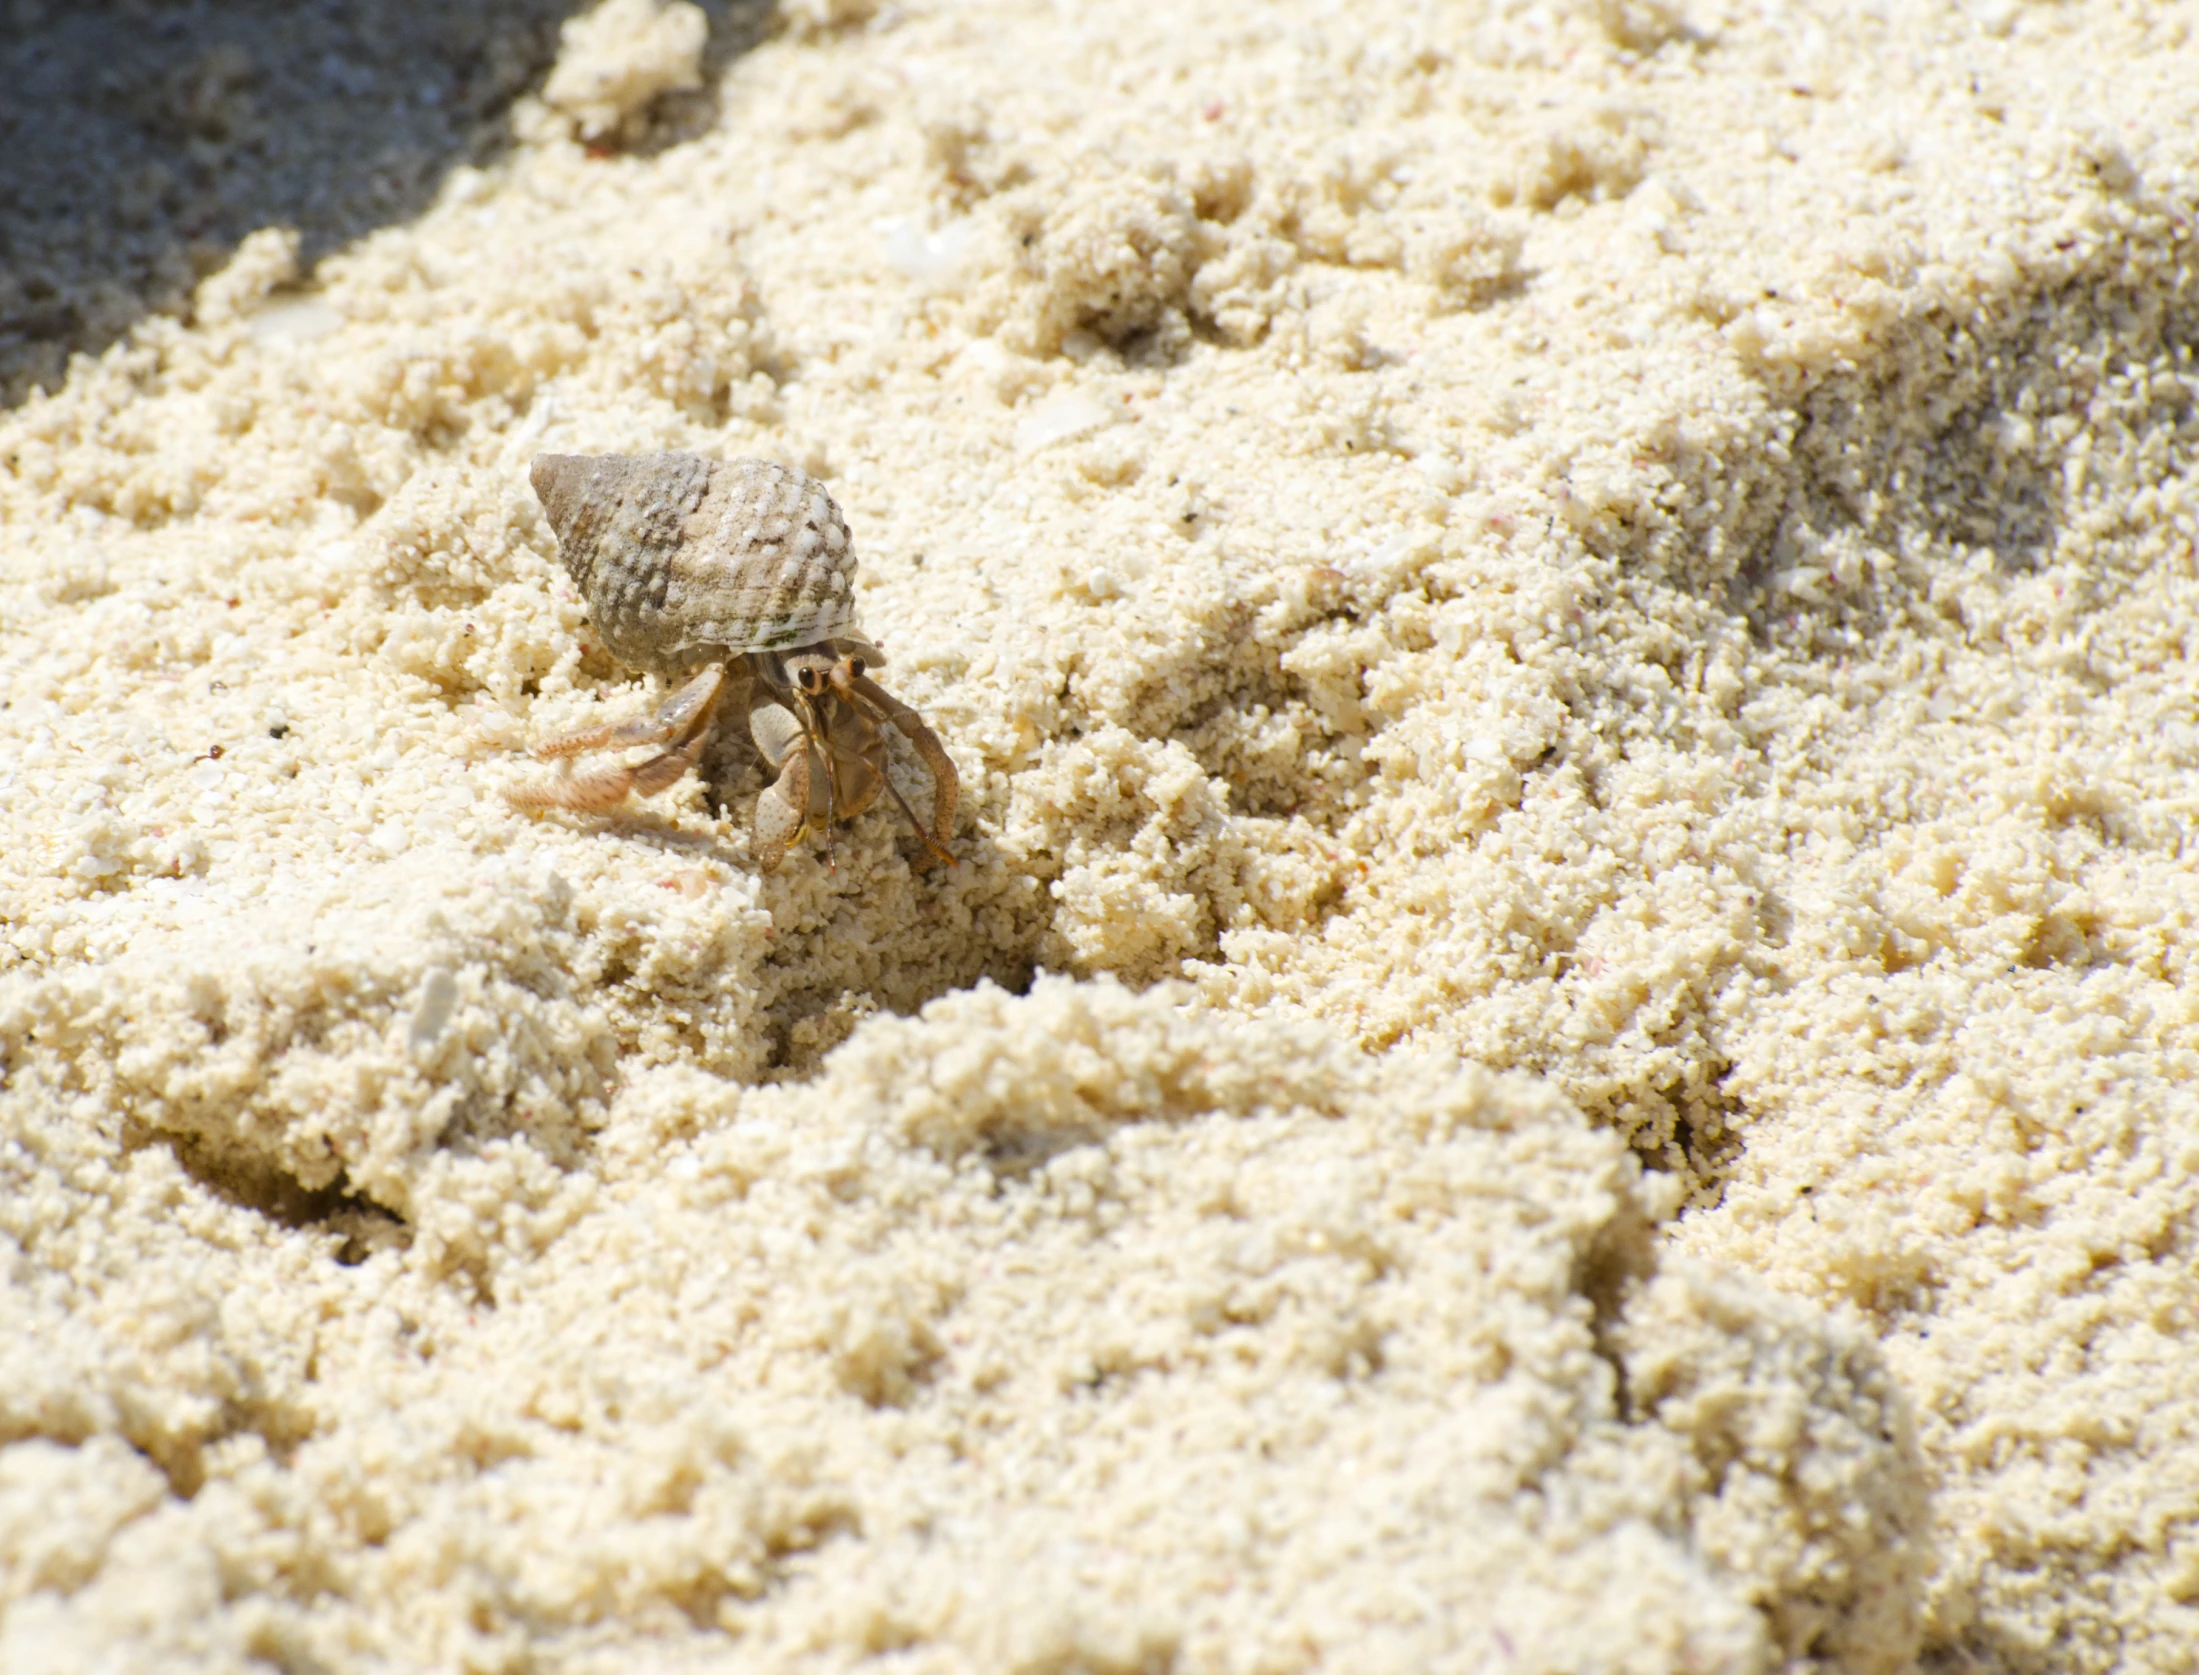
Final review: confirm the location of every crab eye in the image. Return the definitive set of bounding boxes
[799,667,824,693]
[847,657,865,680]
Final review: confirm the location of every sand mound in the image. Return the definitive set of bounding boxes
[3,0,2196,1668]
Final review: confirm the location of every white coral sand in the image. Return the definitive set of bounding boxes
[3,0,2197,1670]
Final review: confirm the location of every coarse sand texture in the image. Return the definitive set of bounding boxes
[2,0,2197,1670]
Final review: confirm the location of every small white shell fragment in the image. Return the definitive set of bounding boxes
[249,296,341,344]
[884,218,979,291]
[1015,389,1117,453]
[409,967,459,1052]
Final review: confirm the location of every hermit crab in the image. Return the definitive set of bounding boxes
[506,452,957,872]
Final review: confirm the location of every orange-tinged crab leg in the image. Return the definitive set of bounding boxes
[505,667,724,812]
[848,674,957,866]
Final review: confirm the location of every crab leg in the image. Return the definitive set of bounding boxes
[528,666,725,759]
[849,674,958,863]
[879,767,957,868]
[505,667,724,812]
[750,724,812,872]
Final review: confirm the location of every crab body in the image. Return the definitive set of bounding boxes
[508,453,956,872]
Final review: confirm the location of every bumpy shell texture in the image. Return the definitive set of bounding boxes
[530,452,861,675]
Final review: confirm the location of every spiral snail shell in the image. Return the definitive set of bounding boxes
[511,451,957,873]
[529,452,861,676]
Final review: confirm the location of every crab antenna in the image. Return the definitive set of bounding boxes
[839,678,887,726]
[800,690,841,871]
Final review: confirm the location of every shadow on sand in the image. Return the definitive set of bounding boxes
[0,0,764,408]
